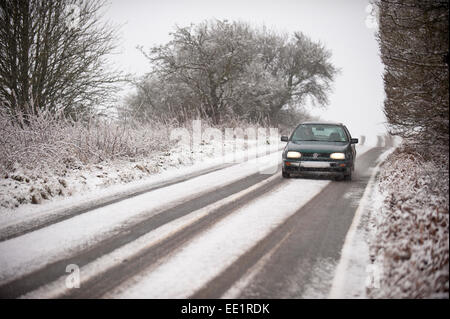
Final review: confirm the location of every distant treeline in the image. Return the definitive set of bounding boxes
[124,20,338,126]
[1,1,338,127]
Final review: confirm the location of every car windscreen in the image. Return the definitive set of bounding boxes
[291,124,348,142]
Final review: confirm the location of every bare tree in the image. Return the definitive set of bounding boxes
[141,20,255,124]
[259,30,338,118]
[0,0,122,120]
[134,20,337,125]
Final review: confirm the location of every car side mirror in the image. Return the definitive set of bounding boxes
[281,136,289,142]
[351,138,359,144]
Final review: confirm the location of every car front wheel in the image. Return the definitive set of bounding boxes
[282,171,290,178]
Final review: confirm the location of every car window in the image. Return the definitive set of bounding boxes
[292,124,348,142]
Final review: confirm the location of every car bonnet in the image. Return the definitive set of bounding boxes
[287,141,349,153]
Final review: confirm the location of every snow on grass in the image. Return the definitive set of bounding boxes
[0,138,374,296]
[21,174,281,298]
[0,138,371,233]
[328,147,397,299]
[0,150,281,286]
[367,143,449,298]
[105,178,331,299]
[0,136,282,230]
[0,126,280,212]
[0,129,373,217]
[0,112,172,210]
[99,143,374,299]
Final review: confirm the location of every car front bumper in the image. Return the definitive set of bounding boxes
[282,160,351,175]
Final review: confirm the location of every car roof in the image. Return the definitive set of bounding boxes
[300,121,344,126]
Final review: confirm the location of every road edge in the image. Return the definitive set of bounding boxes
[328,146,397,299]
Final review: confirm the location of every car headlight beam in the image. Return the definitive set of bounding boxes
[286,151,301,159]
[330,152,345,160]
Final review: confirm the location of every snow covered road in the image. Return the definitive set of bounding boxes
[0,142,385,298]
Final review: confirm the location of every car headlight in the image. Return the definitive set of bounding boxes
[330,152,345,160]
[286,151,301,159]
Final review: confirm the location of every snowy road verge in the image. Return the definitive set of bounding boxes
[0,143,375,298]
[1,141,373,242]
[368,144,449,298]
[0,150,281,287]
[0,141,283,241]
[328,146,397,298]
[22,174,282,298]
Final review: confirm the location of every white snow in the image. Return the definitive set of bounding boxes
[0,141,375,298]
[105,178,331,298]
[102,144,375,299]
[300,258,338,298]
[0,140,372,234]
[328,136,449,299]
[21,174,281,298]
[0,138,282,235]
[0,134,281,211]
[367,143,449,298]
[0,150,281,286]
[328,147,396,299]
[221,231,290,299]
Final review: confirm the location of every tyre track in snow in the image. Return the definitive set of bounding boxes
[192,147,388,299]
[0,143,378,299]
[63,173,284,298]
[0,167,282,298]
[0,163,234,242]
[0,145,286,243]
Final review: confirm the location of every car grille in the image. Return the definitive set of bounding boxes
[301,152,331,160]
[285,166,346,173]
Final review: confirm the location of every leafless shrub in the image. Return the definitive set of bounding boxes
[0,108,171,174]
[376,0,449,145]
[369,141,449,298]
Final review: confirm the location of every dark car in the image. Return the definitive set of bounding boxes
[281,122,358,180]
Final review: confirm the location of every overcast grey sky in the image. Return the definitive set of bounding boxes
[104,0,386,140]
